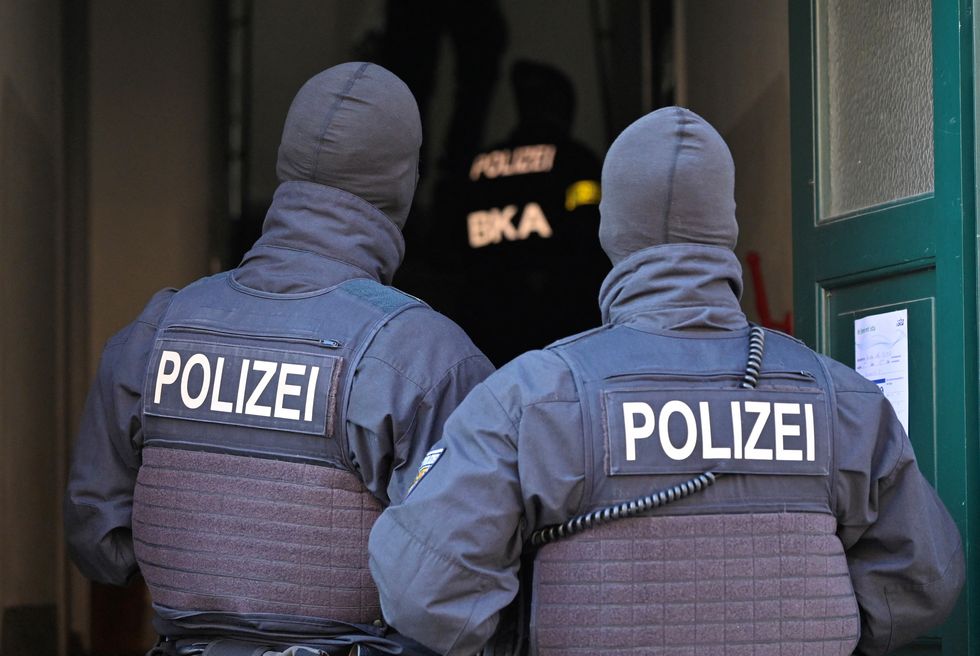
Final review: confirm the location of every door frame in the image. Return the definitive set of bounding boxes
[788,0,978,652]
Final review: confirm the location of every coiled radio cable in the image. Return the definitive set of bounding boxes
[529,325,767,549]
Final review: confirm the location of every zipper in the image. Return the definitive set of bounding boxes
[605,371,742,383]
[164,323,343,349]
[760,370,815,382]
[605,370,816,384]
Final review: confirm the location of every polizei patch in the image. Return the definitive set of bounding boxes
[144,338,341,436]
[603,387,831,476]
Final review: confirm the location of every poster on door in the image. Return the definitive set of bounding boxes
[854,308,909,435]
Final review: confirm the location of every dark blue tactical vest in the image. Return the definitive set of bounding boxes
[529,327,860,654]
[133,272,423,626]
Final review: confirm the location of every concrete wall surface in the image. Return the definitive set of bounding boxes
[0,0,64,653]
[680,0,793,329]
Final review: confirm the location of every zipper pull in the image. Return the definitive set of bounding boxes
[321,339,342,348]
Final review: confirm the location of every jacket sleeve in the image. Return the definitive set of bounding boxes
[368,351,585,656]
[347,306,495,506]
[63,289,175,585]
[828,360,965,655]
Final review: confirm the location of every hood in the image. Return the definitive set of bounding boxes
[276,62,422,229]
[599,243,747,331]
[598,106,737,265]
[234,181,405,291]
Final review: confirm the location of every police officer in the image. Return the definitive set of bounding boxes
[438,59,607,366]
[64,62,493,655]
[368,107,965,655]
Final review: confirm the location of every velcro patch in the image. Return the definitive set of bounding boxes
[144,338,341,436]
[604,388,830,476]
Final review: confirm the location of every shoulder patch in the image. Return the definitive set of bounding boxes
[405,447,445,498]
[546,324,610,351]
[341,278,424,313]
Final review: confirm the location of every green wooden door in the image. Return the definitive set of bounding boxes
[789,0,978,653]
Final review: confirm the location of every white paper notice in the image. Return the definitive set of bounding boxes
[854,309,909,434]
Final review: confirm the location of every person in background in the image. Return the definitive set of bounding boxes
[64,62,493,656]
[439,59,607,366]
[368,107,965,655]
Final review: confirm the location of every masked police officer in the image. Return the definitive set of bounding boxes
[64,62,493,655]
[368,107,965,655]
[441,59,606,367]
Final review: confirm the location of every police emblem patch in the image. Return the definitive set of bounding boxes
[406,448,445,497]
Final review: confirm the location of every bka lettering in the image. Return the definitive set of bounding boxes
[622,399,815,463]
[467,202,553,248]
[154,350,320,421]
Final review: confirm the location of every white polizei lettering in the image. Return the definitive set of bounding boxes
[235,359,251,413]
[731,401,743,459]
[805,403,815,461]
[774,403,803,461]
[619,398,820,464]
[154,350,326,424]
[483,151,507,178]
[210,357,234,412]
[468,145,557,180]
[623,402,655,461]
[700,401,730,459]
[304,366,320,422]
[180,353,211,409]
[659,400,697,461]
[154,350,181,403]
[245,360,276,417]
[274,363,305,420]
[743,401,773,460]
[540,145,556,171]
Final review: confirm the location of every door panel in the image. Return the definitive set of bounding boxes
[826,267,937,483]
[790,0,977,653]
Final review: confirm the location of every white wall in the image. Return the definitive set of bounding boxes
[679,0,793,327]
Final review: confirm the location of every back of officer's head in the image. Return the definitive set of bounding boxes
[598,106,737,265]
[276,62,422,229]
[511,59,575,136]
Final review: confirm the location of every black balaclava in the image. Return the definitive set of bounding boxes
[598,106,738,265]
[511,59,575,139]
[276,62,422,229]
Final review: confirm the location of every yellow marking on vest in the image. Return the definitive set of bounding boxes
[565,179,600,211]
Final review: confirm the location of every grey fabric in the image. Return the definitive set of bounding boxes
[367,108,963,656]
[202,640,272,656]
[240,181,405,287]
[134,447,383,624]
[368,240,964,655]
[598,107,738,265]
[531,512,859,655]
[276,62,421,229]
[598,243,745,329]
[64,109,493,646]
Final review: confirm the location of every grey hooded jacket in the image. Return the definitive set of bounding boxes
[368,108,964,655]
[64,62,494,645]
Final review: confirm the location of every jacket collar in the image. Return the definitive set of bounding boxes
[234,181,405,291]
[598,243,748,331]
